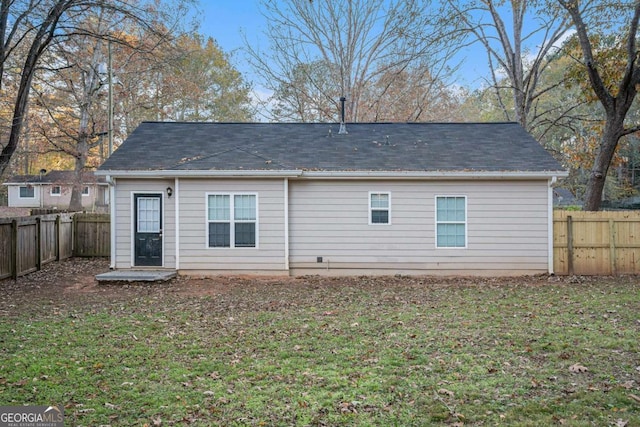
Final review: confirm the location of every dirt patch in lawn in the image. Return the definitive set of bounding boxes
[0,257,623,317]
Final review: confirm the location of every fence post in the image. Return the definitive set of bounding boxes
[36,216,42,271]
[73,213,77,257]
[567,215,574,276]
[609,219,617,275]
[11,219,18,280]
[55,214,61,261]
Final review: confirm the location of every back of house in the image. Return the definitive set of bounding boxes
[97,121,567,276]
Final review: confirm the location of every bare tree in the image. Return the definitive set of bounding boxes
[445,0,571,131]
[247,0,461,122]
[0,0,192,178]
[559,0,640,210]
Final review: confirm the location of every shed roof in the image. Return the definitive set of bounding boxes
[99,122,565,175]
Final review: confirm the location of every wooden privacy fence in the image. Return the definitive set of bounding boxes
[74,213,110,257]
[554,210,640,275]
[0,213,109,280]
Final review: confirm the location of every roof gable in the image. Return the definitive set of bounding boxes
[99,122,565,174]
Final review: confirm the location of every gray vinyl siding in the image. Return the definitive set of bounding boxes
[114,179,175,269]
[288,180,550,274]
[177,178,286,272]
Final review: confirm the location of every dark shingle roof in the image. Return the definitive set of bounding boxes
[4,170,104,184]
[99,122,565,173]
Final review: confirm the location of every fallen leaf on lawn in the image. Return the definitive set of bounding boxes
[615,419,628,427]
[569,363,588,373]
[203,390,215,396]
[437,388,454,397]
[152,416,162,426]
[453,412,465,420]
[104,402,118,410]
[628,394,640,404]
[620,381,635,390]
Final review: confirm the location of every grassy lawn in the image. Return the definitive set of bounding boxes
[0,272,639,426]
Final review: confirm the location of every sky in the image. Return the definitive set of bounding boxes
[195,1,489,84]
[192,1,571,103]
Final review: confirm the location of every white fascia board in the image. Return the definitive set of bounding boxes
[299,170,569,180]
[96,169,568,180]
[95,170,304,178]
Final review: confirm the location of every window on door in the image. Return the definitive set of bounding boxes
[207,194,257,248]
[137,196,161,233]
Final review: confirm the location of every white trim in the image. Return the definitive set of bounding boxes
[205,192,259,249]
[109,176,116,269]
[369,191,391,225]
[175,178,180,271]
[301,171,568,180]
[284,178,290,271]
[97,169,568,180]
[435,195,468,249]
[97,170,303,178]
[50,185,62,196]
[81,186,90,196]
[548,176,557,274]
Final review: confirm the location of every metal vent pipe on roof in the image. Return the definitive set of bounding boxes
[339,96,348,135]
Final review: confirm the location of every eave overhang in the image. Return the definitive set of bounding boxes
[96,169,569,180]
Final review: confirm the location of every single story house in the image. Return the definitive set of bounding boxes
[97,121,567,276]
[3,170,108,211]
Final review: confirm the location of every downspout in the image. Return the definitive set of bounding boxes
[107,175,116,269]
[284,178,290,272]
[175,177,180,271]
[548,176,557,275]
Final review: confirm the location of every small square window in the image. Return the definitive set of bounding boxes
[51,186,61,196]
[82,186,89,195]
[370,192,390,225]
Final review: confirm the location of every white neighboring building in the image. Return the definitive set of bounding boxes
[3,170,108,211]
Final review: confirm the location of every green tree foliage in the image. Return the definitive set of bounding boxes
[559,0,640,210]
[159,34,253,122]
[0,0,194,179]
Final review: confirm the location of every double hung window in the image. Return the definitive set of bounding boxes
[207,194,257,248]
[436,196,467,248]
[369,192,390,225]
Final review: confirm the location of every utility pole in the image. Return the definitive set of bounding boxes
[108,39,114,156]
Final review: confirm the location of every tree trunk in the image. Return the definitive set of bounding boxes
[69,133,89,212]
[583,120,623,211]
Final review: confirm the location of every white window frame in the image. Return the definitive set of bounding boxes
[81,186,90,196]
[435,195,467,249]
[206,193,259,249]
[369,191,391,225]
[19,185,35,199]
[51,185,61,196]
